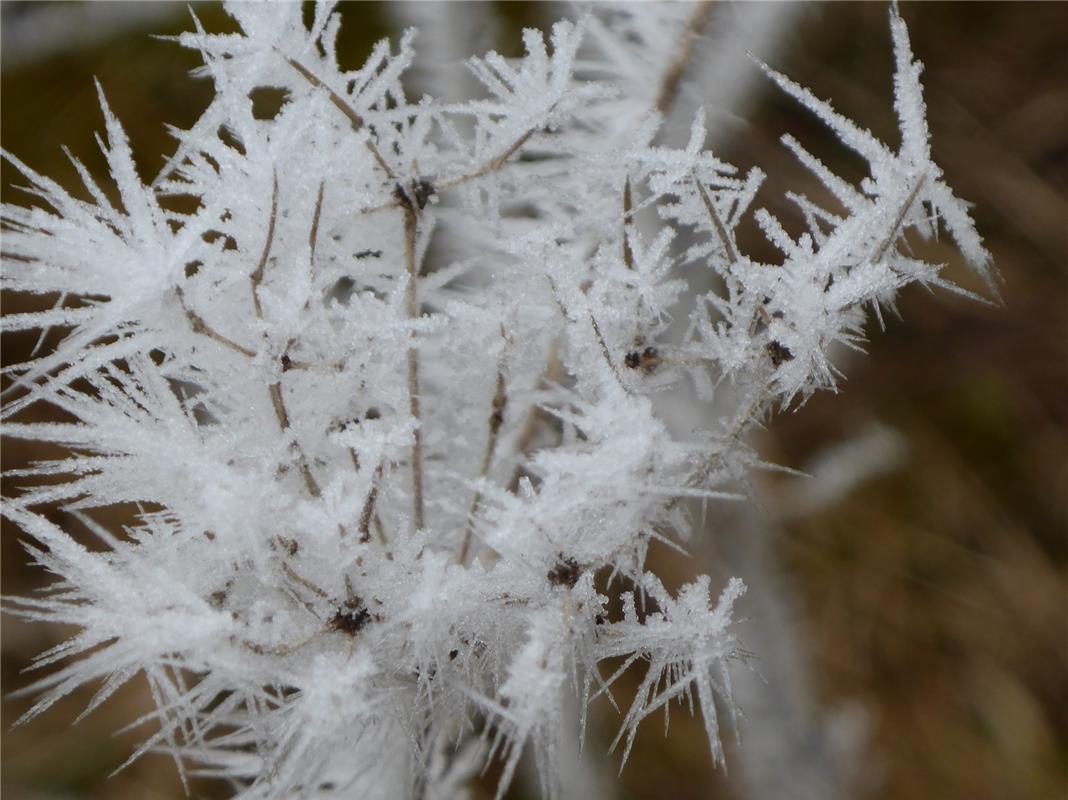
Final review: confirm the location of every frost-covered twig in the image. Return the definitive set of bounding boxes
[1,4,994,799]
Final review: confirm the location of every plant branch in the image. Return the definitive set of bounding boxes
[282,54,396,180]
[436,128,537,192]
[402,202,426,533]
[457,357,507,566]
[357,461,386,546]
[871,174,927,263]
[654,1,716,116]
[693,170,739,267]
[174,286,257,358]
[249,171,322,499]
[589,312,631,394]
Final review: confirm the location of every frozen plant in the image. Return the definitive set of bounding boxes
[1,3,994,799]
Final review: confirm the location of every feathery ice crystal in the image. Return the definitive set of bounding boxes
[1,4,993,798]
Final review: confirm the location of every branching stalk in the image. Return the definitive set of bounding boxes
[282,54,396,180]
[249,171,322,499]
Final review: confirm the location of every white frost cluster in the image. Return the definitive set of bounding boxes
[1,4,992,799]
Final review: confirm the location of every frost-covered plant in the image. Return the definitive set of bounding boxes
[1,3,994,799]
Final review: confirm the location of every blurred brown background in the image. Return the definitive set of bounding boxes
[2,3,1065,799]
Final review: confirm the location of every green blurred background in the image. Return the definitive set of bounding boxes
[2,3,1065,799]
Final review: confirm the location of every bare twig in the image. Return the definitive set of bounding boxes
[505,342,564,495]
[457,358,507,566]
[249,172,323,500]
[280,181,326,367]
[402,202,426,532]
[308,180,325,264]
[175,286,256,358]
[282,54,396,180]
[654,1,716,116]
[357,462,386,546]
[436,128,536,192]
[589,313,632,394]
[871,174,927,264]
[544,274,630,393]
[693,170,739,267]
[249,172,279,321]
[281,560,329,599]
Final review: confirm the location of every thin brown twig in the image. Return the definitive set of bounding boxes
[669,390,765,515]
[436,128,537,192]
[357,462,385,545]
[282,53,396,180]
[281,560,329,599]
[505,342,563,494]
[693,170,738,267]
[871,174,927,264]
[248,172,323,499]
[589,312,632,394]
[544,274,630,393]
[249,172,279,321]
[308,180,325,263]
[402,202,426,533]
[175,285,257,358]
[654,0,716,117]
[351,113,547,218]
[281,181,326,367]
[457,360,507,566]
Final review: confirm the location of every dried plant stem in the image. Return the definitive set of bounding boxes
[677,182,928,505]
[871,174,926,263]
[589,313,631,393]
[281,182,326,366]
[402,202,426,533]
[457,367,507,566]
[505,342,564,494]
[693,171,738,266]
[249,173,279,321]
[249,172,322,499]
[282,55,396,179]
[654,0,715,116]
[437,128,536,191]
[308,180,325,264]
[357,462,386,546]
[175,286,256,358]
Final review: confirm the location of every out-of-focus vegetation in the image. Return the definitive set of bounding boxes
[2,3,1064,799]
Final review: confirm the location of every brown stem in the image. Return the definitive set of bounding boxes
[871,174,926,264]
[282,54,396,180]
[654,1,716,117]
[693,170,739,267]
[402,203,426,532]
[175,286,256,358]
[248,171,323,499]
[281,181,326,366]
[505,342,564,494]
[308,180,325,263]
[457,365,507,565]
[249,172,279,321]
[669,391,765,513]
[437,128,536,192]
[589,312,631,394]
[357,462,385,545]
